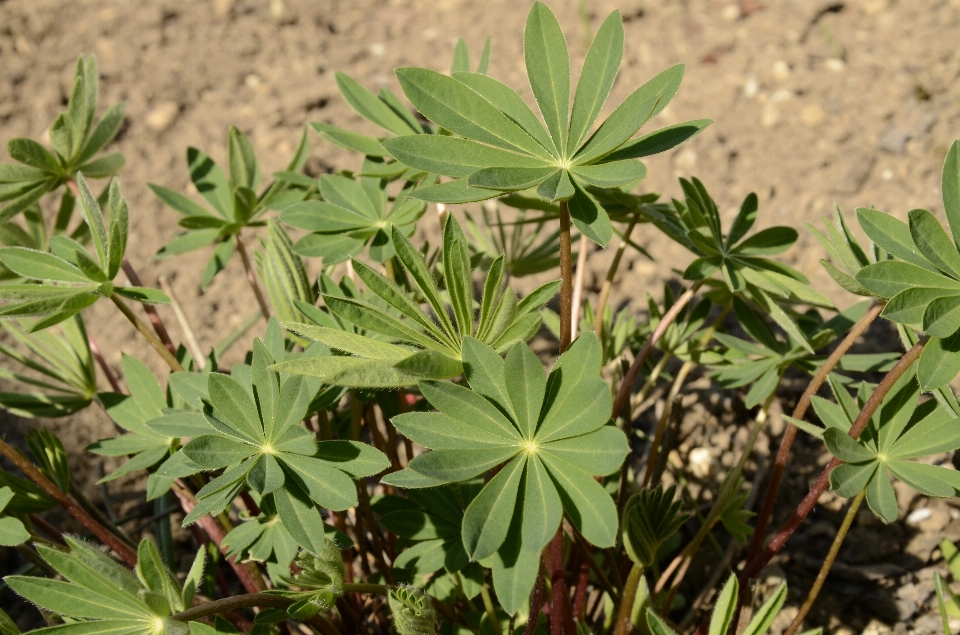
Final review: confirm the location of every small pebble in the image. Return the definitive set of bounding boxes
[145,101,179,131]
[905,507,931,525]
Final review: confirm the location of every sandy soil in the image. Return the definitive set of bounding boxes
[1,0,960,632]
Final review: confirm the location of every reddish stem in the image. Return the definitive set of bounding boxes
[524,568,547,635]
[121,259,177,354]
[746,301,882,564]
[0,439,137,565]
[88,335,122,393]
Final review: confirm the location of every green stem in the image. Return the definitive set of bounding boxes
[481,583,502,635]
[110,295,184,372]
[783,489,865,635]
[612,564,643,635]
[235,233,271,320]
[170,593,343,635]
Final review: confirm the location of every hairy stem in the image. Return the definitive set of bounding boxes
[595,218,639,340]
[170,593,342,635]
[121,259,177,354]
[0,438,137,565]
[746,301,883,565]
[612,564,643,635]
[524,567,546,634]
[612,282,703,420]
[784,489,865,635]
[235,233,271,320]
[110,295,184,372]
[558,200,573,352]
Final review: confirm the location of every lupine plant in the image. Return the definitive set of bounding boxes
[1,3,959,635]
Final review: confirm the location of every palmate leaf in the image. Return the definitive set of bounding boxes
[381,333,627,613]
[273,216,558,387]
[5,537,192,635]
[823,368,960,523]
[381,2,707,247]
[153,127,310,286]
[176,338,388,527]
[281,170,427,264]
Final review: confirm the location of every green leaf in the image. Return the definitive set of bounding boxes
[568,179,612,246]
[335,72,415,137]
[76,103,126,166]
[888,409,960,458]
[391,227,457,337]
[227,127,260,191]
[886,460,955,497]
[855,261,960,299]
[396,68,549,159]
[918,332,960,391]
[923,295,960,338]
[606,119,711,161]
[856,207,936,271]
[567,10,624,154]
[281,453,358,510]
[490,520,540,616]
[311,122,388,157]
[536,169,575,201]
[741,583,787,635]
[883,287,957,326]
[273,482,326,554]
[524,2,570,154]
[186,148,231,217]
[940,140,960,245]
[0,247,89,282]
[207,373,263,442]
[381,468,448,489]
[382,136,549,178]
[732,227,797,256]
[505,343,547,439]
[314,440,389,477]
[865,465,898,523]
[0,516,28,546]
[535,377,610,442]
[708,575,738,635]
[182,436,255,469]
[646,610,679,635]
[452,72,556,155]
[78,153,125,179]
[6,577,148,620]
[408,446,518,483]
[7,138,61,173]
[461,336,514,418]
[420,380,521,442]
[539,426,627,476]
[113,287,170,304]
[461,454,524,560]
[283,322,409,361]
[521,455,562,553]
[540,453,618,547]
[409,180,500,204]
[570,160,646,188]
[468,166,557,191]
[75,173,108,266]
[829,462,875,498]
[908,208,960,279]
[149,184,213,218]
[823,428,875,463]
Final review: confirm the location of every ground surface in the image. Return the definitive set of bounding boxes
[1,0,959,632]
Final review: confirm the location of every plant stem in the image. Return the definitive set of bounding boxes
[558,200,573,352]
[170,480,265,594]
[110,295,184,372]
[784,489,865,635]
[612,564,643,635]
[714,339,927,635]
[481,583,502,635]
[739,338,924,583]
[121,259,177,354]
[746,301,883,565]
[0,438,137,565]
[595,218,639,340]
[170,593,342,635]
[88,335,122,392]
[524,570,547,635]
[159,275,206,369]
[612,282,702,420]
[570,235,589,340]
[235,233,271,320]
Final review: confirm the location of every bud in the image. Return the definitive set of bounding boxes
[622,485,688,568]
[277,541,346,618]
[389,585,436,635]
